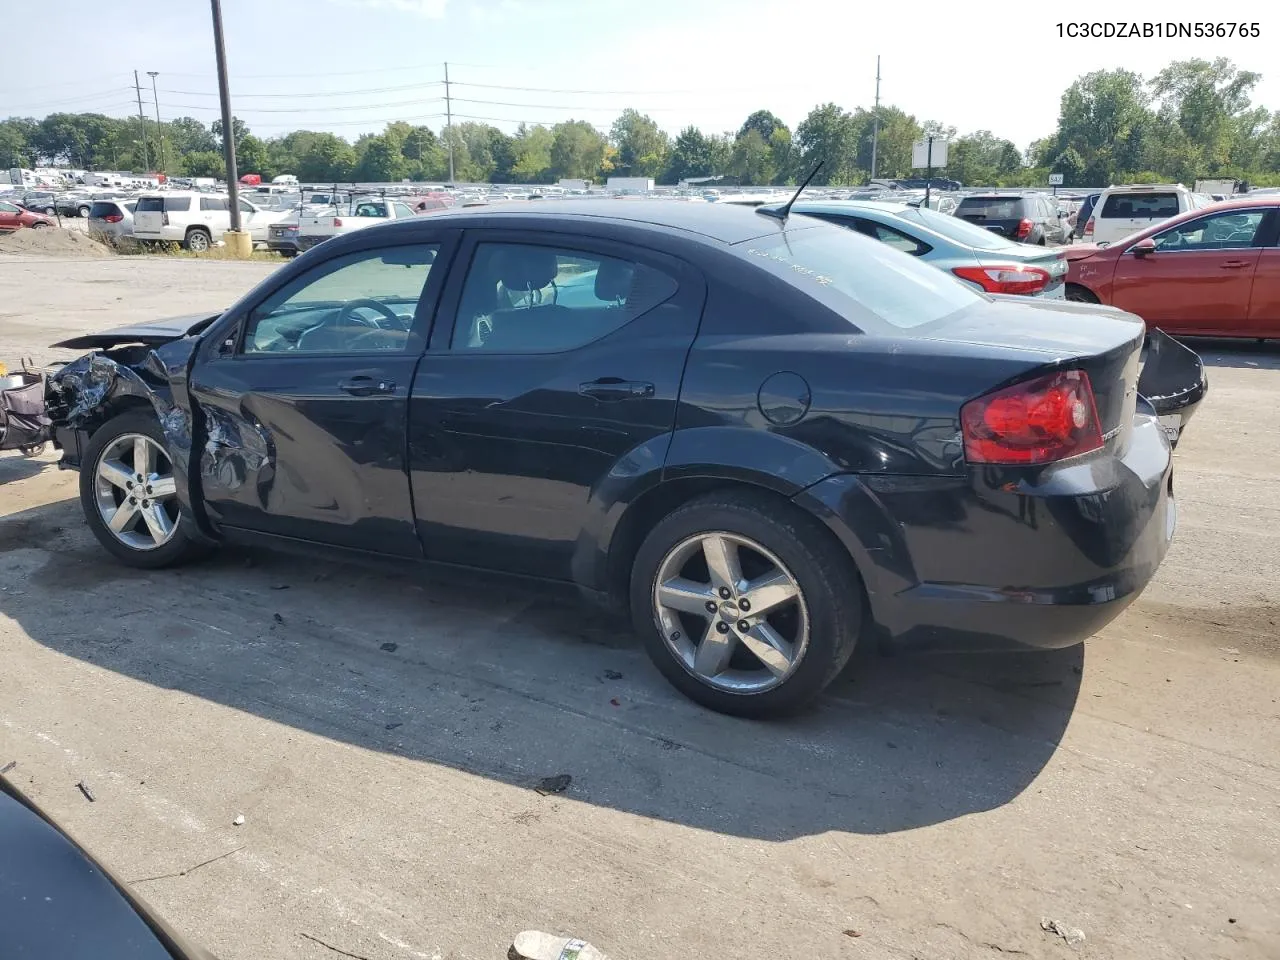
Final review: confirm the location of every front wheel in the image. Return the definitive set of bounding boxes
[30,222,49,229]
[630,491,863,718]
[79,410,209,569]
[78,205,91,218]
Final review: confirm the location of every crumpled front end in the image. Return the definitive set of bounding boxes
[45,338,208,538]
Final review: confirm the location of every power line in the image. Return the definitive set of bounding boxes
[158,97,445,114]
[452,96,686,113]
[450,80,700,96]
[157,81,443,99]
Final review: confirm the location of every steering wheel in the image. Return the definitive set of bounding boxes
[335,298,402,329]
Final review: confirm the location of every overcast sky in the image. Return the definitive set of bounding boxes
[3,0,1275,150]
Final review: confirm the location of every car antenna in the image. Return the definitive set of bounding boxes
[758,161,824,221]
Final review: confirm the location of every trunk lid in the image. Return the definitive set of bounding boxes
[925,298,1147,447]
[975,246,1067,295]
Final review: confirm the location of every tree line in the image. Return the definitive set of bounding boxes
[2,57,1277,188]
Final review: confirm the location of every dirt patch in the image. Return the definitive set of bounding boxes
[0,227,114,258]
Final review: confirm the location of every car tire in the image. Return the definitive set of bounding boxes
[78,205,91,218]
[79,410,211,570]
[184,227,212,252]
[30,221,49,229]
[629,490,863,718]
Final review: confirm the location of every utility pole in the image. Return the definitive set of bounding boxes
[210,0,242,232]
[148,71,165,174]
[444,61,455,183]
[133,70,151,172]
[869,55,881,181]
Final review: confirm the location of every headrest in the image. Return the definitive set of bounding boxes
[496,247,557,290]
[594,258,634,302]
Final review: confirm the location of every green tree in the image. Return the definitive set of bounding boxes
[945,130,1022,186]
[609,108,669,178]
[237,134,271,177]
[664,126,716,184]
[730,128,774,185]
[738,110,786,143]
[211,116,250,148]
[1044,69,1154,184]
[1151,58,1263,174]
[550,120,606,181]
[0,117,39,167]
[510,124,553,182]
[296,133,357,182]
[796,103,859,184]
[166,117,217,154]
[768,127,796,183]
[184,151,225,178]
[353,135,407,181]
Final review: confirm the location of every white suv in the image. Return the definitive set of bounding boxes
[131,192,287,251]
[1084,184,1213,246]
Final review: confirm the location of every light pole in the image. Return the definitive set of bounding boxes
[147,71,166,174]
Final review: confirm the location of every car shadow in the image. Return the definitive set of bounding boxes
[0,452,53,485]
[0,497,1082,840]
[1183,336,1280,371]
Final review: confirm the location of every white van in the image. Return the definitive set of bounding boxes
[132,191,286,251]
[1085,184,1212,245]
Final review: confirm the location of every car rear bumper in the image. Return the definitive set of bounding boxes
[795,412,1175,651]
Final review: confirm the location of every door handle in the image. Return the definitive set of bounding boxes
[1220,260,1251,269]
[578,378,655,401]
[339,375,396,396]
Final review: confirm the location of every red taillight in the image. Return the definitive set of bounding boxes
[1015,217,1033,239]
[333,217,343,227]
[1083,216,1095,236]
[103,214,123,223]
[961,370,1103,465]
[951,264,1050,296]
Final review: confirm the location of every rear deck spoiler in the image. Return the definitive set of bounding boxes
[1136,329,1207,448]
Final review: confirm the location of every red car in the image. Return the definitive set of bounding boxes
[0,199,53,232]
[1065,195,1280,338]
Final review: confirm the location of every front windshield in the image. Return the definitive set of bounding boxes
[894,206,1021,251]
[742,224,982,330]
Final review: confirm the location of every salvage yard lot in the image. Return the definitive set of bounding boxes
[1,254,1279,960]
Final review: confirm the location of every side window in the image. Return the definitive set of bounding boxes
[452,242,679,353]
[199,197,227,212]
[355,201,387,218]
[1151,210,1267,252]
[394,202,416,218]
[238,199,256,214]
[242,244,439,355]
[164,196,192,213]
[0,202,18,213]
[852,219,931,257]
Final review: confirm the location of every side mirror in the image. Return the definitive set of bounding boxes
[1131,238,1157,258]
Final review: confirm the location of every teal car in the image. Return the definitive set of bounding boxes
[776,200,1069,299]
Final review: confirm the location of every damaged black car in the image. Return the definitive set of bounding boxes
[38,203,1208,717]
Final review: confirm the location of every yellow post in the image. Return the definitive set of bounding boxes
[222,230,253,258]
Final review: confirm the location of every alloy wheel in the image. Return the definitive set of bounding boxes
[93,433,180,551]
[652,531,810,694]
[187,231,210,252]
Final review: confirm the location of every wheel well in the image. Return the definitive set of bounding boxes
[186,225,211,236]
[604,477,860,610]
[1065,281,1099,303]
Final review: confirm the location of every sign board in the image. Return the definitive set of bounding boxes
[1048,173,1064,185]
[911,138,949,169]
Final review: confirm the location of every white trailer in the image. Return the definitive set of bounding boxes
[606,177,654,195]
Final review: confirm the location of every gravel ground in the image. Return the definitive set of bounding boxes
[1,256,1278,960]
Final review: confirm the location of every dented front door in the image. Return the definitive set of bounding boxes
[187,241,450,557]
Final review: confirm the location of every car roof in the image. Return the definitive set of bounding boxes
[789,199,915,216]
[412,198,791,244]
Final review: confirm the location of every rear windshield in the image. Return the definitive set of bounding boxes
[88,201,120,218]
[1100,193,1179,219]
[742,225,982,330]
[893,206,1016,251]
[135,197,163,213]
[955,197,1025,219]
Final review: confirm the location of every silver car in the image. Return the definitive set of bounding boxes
[86,199,137,243]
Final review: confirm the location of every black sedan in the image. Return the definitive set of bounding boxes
[0,772,214,959]
[44,201,1205,717]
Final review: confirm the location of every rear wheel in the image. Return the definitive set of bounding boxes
[184,227,212,252]
[78,204,91,218]
[630,491,862,718]
[1065,283,1099,304]
[79,410,209,569]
